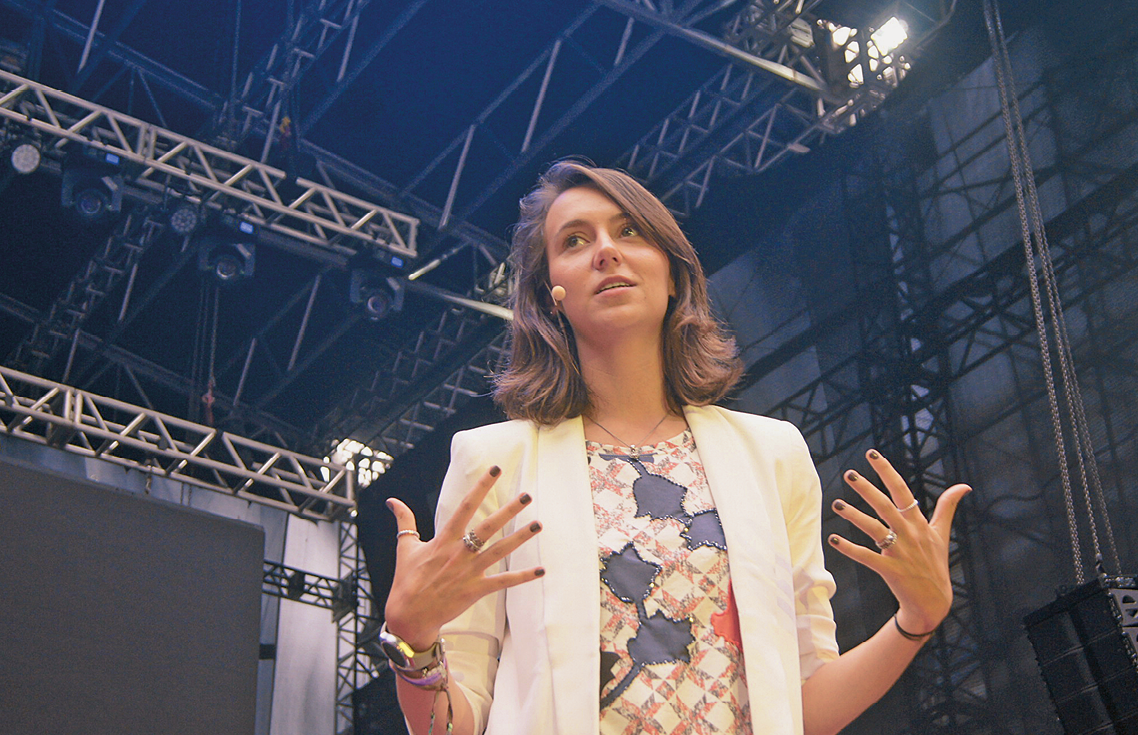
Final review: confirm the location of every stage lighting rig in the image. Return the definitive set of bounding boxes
[61,147,124,223]
[196,219,258,285]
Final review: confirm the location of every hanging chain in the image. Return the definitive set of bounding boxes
[983,0,1120,581]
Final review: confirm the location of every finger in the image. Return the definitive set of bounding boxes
[386,497,420,537]
[439,465,502,540]
[844,469,900,525]
[832,498,890,544]
[827,534,888,574]
[476,520,543,569]
[928,483,972,537]
[866,449,917,510]
[471,492,534,544]
[481,566,546,594]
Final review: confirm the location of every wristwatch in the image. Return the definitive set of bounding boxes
[378,623,443,673]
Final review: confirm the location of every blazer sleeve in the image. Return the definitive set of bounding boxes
[433,428,511,735]
[779,420,840,680]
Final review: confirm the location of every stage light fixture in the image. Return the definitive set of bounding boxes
[168,201,201,236]
[195,220,257,284]
[61,148,124,223]
[8,138,41,175]
[350,269,405,321]
[871,16,908,56]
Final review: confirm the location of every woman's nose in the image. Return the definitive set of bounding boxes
[593,234,622,268]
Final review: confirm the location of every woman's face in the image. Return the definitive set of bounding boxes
[542,186,674,345]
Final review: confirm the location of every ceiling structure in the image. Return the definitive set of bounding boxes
[0,0,949,466]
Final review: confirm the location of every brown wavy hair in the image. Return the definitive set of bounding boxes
[493,160,742,424]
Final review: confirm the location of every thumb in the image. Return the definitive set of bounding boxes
[386,497,419,538]
[929,483,971,537]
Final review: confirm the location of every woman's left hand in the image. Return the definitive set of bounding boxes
[827,449,972,636]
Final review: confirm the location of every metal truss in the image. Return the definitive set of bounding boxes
[263,559,359,620]
[335,520,380,735]
[0,364,354,521]
[318,299,509,458]
[0,70,419,258]
[6,208,165,377]
[217,0,371,154]
[617,0,947,216]
[856,141,992,735]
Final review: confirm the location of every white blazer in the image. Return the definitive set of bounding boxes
[434,405,839,735]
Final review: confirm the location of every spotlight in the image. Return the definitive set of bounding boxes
[195,221,257,284]
[61,148,124,223]
[8,138,41,175]
[168,201,201,236]
[350,269,404,321]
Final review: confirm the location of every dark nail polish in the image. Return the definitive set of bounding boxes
[529,521,542,533]
[385,499,394,511]
[489,465,501,477]
[833,499,846,511]
[846,470,859,482]
[535,568,546,577]
[519,493,532,505]
[829,535,840,546]
[868,449,880,460]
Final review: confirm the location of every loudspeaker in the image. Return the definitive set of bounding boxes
[1025,575,1138,734]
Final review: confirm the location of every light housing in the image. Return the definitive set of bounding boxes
[61,148,124,223]
[195,220,257,284]
[9,138,41,175]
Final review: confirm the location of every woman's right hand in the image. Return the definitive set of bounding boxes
[384,465,544,651]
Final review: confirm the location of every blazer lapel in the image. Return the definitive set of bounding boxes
[535,416,602,735]
[684,405,799,734]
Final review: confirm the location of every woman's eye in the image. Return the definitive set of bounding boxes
[621,224,639,238]
[565,234,587,248]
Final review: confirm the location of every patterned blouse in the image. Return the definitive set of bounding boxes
[588,430,750,734]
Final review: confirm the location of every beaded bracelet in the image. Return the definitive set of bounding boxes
[893,613,937,641]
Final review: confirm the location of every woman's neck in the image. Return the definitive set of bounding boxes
[576,334,684,444]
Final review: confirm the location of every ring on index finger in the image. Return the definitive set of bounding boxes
[898,499,920,513]
[462,529,485,553]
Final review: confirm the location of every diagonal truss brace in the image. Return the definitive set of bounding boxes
[0,365,353,521]
[0,70,419,258]
[6,210,165,375]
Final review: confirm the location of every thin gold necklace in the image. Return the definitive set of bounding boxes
[587,413,671,461]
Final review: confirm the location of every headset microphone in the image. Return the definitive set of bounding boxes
[550,285,566,304]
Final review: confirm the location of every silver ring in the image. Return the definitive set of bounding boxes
[898,499,920,513]
[396,529,420,540]
[462,529,485,553]
[876,530,898,550]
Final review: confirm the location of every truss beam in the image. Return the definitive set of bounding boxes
[218,0,373,150]
[0,365,353,520]
[0,70,419,258]
[6,209,164,375]
[262,559,358,619]
[617,0,941,216]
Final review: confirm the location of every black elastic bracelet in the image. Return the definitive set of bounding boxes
[893,613,936,641]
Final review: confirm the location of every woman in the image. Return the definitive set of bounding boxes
[383,161,970,735]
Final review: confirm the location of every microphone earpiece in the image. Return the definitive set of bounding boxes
[550,285,566,304]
